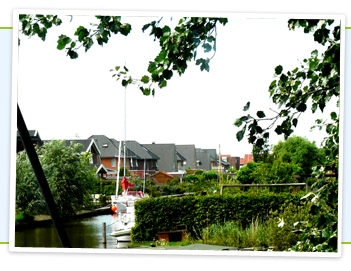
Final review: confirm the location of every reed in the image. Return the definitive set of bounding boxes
[201,218,271,248]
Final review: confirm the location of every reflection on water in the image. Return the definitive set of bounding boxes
[15,214,130,249]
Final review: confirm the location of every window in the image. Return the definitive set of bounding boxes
[112,158,116,167]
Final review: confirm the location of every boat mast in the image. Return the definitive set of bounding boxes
[218,144,221,185]
[115,140,122,197]
[123,67,127,178]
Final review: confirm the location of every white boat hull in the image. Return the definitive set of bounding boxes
[110,206,135,243]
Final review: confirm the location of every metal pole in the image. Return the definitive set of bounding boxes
[116,140,122,197]
[102,222,106,247]
[124,86,126,177]
[17,104,71,248]
[143,159,146,193]
[218,144,221,185]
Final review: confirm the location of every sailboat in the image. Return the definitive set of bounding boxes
[110,175,146,213]
[110,74,147,242]
[110,199,136,242]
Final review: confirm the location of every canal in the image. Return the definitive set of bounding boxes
[15,214,130,249]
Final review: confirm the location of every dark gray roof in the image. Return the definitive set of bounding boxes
[203,149,218,162]
[196,148,212,170]
[17,130,43,145]
[125,140,159,160]
[88,135,119,158]
[109,138,136,158]
[142,143,178,172]
[42,139,100,154]
[176,145,197,169]
[88,135,135,158]
[91,164,108,174]
[176,151,187,162]
[64,139,100,154]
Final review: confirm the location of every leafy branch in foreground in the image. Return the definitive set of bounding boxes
[112,17,228,95]
[19,15,132,59]
[56,16,132,59]
[234,19,340,173]
[19,14,62,45]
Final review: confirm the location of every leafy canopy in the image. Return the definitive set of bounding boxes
[18,14,227,96]
[16,140,97,219]
[234,19,340,174]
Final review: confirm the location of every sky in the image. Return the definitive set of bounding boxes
[15,12,340,158]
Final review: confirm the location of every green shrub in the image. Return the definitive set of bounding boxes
[265,201,313,251]
[131,192,306,242]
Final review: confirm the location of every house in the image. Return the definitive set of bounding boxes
[226,156,241,170]
[176,145,197,169]
[240,154,254,167]
[41,138,108,178]
[123,140,159,178]
[176,151,187,171]
[89,135,160,179]
[150,171,175,185]
[202,149,218,169]
[196,149,231,172]
[196,148,212,171]
[88,135,135,178]
[142,143,179,173]
[17,130,44,153]
[61,138,108,178]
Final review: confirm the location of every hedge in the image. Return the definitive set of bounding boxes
[131,192,306,242]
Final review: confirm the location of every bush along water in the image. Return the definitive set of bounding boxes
[131,192,306,242]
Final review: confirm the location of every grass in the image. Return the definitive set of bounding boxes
[201,218,272,248]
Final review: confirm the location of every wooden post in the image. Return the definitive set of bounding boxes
[17,105,71,248]
[102,222,106,247]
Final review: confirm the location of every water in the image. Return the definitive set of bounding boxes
[15,214,130,249]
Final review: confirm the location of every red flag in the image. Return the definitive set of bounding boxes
[121,176,134,190]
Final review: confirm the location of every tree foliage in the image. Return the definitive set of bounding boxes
[272,135,326,175]
[234,19,340,175]
[18,14,227,96]
[239,136,325,185]
[16,140,97,219]
[19,15,132,59]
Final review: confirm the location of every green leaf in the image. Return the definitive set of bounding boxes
[292,118,298,127]
[163,69,173,80]
[297,103,307,112]
[256,138,264,147]
[122,79,129,87]
[234,119,242,127]
[202,43,212,53]
[155,50,167,63]
[275,65,283,75]
[236,130,245,142]
[162,25,171,36]
[243,102,250,111]
[67,49,78,59]
[275,125,283,135]
[330,112,337,120]
[141,87,151,96]
[120,23,132,36]
[256,111,266,118]
[148,61,157,73]
[141,75,150,84]
[159,80,167,88]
